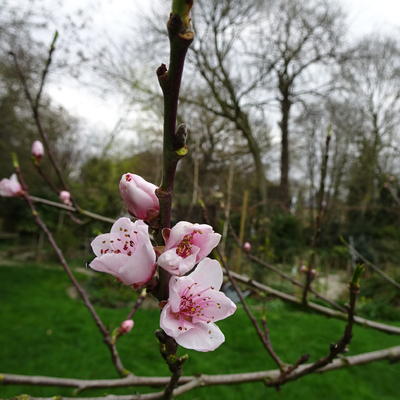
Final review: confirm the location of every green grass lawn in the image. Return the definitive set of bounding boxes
[0,264,399,399]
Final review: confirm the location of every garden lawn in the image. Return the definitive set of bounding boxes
[0,264,399,399]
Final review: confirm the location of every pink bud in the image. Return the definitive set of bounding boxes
[59,190,72,206]
[120,319,134,334]
[0,174,23,197]
[119,173,159,220]
[310,269,317,277]
[299,265,308,273]
[31,140,44,160]
[243,242,252,252]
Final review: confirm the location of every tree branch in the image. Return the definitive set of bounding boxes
[224,269,400,335]
[2,345,399,391]
[229,225,346,312]
[10,34,70,195]
[268,266,363,387]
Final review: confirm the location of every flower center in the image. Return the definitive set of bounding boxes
[175,230,201,258]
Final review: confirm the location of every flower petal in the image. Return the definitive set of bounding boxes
[195,231,221,261]
[160,303,196,337]
[191,290,236,324]
[118,238,156,285]
[188,258,223,290]
[157,246,199,276]
[168,275,194,312]
[175,322,225,352]
[91,233,120,257]
[165,221,195,249]
[110,217,134,234]
[89,253,128,277]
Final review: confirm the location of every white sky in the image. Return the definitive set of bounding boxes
[38,0,400,139]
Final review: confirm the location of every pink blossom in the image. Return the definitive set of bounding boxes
[90,217,156,287]
[243,242,252,252]
[299,265,308,273]
[0,174,23,197]
[310,268,317,278]
[160,258,236,352]
[59,190,72,206]
[158,221,221,276]
[31,140,44,160]
[120,319,134,334]
[119,173,159,220]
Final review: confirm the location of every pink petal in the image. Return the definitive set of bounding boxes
[118,238,156,285]
[10,174,19,184]
[133,175,158,207]
[195,231,221,260]
[91,233,119,257]
[157,247,199,275]
[0,174,22,197]
[174,322,225,352]
[165,221,195,249]
[160,303,196,337]
[89,253,128,276]
[188,258,223,290]
[192,290,236,324]
[110,217,134,234]
[168,275,194,312]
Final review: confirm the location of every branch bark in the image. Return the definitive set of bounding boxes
[224,269,400,335]
[2,345,399,391]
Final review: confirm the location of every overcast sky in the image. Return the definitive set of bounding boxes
[39,0,400,140]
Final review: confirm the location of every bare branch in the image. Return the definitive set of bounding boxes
[2,345,399,391]
[229,225,346,312]
[342,238,400,291]
[225,269,400,335]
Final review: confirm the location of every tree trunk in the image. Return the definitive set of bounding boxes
[279,93,292,210]
[237,111,267,210]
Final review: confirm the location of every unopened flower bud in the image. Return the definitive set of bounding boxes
[310,269,317,277]
[243,242,252,252]
[59,190,72,206]
[31,140,44,161]
[0,174,23,197]
[299,265,308,273]
[119,319,134,334]
[119,173,159,220]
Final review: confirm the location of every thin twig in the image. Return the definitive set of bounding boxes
[268,266,363,387]
[342,238,400,290]
[229,225,346,312]
[10,34,70,195]
[302,130,332,304]
[35,32,58,109]
[29,195,116,224]
[224,269,400,335]
[34,164,60,194]
[125,289,148,320]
